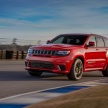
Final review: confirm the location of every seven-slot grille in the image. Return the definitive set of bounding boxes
[30,60,55,69]
[33,50,57,55]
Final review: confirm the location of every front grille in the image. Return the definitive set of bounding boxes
[30,60,55,69]
[33,50,57,56]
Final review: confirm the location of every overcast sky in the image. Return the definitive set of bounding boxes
[0,0,108,41]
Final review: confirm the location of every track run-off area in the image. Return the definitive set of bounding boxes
[0,60,108,107]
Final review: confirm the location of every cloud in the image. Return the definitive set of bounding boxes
[0,0,108,42]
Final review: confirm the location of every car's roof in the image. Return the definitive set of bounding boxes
[58,33,91,36]
[58,33,107,38]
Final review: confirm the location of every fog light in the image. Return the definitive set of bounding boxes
[58,65,66,71]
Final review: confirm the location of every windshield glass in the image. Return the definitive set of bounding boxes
[50,35,88,45]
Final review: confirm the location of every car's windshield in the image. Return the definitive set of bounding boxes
[50,35,88,45]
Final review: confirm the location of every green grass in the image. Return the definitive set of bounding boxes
[26,84,108,108]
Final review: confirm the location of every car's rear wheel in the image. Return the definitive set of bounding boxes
[28,70,43,76]
[102,65,108,77]
[67,58,83,80]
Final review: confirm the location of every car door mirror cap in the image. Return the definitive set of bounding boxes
[89,41,95,46]
[86,41,95,47]
[46,40,51,44]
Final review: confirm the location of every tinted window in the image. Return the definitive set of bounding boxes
[104,38,108,47]
[51,35,88,45]
[96,37,104,47]
[86,36,96,47]
[51,36,64,44]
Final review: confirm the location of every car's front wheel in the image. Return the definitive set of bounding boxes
[67,58,83,80]
[102,65,108,77]
[28,70,43,76]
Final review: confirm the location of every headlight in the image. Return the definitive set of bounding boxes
[55,51,70,56]
[28,48,33,54]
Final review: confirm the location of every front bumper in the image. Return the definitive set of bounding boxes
[25,55,73,74]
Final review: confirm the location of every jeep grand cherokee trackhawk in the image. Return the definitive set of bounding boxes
[25,34,108,80]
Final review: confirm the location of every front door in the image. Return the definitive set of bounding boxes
[85,36,98,70]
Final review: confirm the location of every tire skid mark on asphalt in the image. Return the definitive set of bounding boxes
[0,78,108,108]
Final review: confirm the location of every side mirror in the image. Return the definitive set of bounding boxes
[88,41,95,47]
[46,40,51,44]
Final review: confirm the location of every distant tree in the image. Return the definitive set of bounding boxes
[12,38,17,44]
[37,40,41,45]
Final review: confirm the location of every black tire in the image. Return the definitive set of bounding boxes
[67,58,83,80]
[28,70,43,76]
[102,65,108,77]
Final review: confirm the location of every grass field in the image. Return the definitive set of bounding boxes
[26,84,108,108]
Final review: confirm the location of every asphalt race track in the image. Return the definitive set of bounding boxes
[0,60,107,99]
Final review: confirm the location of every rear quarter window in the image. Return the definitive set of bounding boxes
[96,37,105,47]
[104,38,108,47]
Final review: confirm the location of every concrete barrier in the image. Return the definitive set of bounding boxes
[22,51,27,59]
[17,51,23,59]
[0,50,2,59]
[6,50,13,59]
[12,51,18,60]
[1,50,6,59]
[0,50,27,60]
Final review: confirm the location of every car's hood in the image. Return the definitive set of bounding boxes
[31,44,81,50]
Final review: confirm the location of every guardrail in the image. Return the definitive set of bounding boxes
[0,50,27,60]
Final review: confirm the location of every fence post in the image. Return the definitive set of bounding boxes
[0,50,2,59]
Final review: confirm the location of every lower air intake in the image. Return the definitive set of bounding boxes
[30,60,55,69]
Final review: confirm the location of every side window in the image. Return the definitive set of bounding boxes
[96,37,104,47]
[104,38,108,47]
[86,36,96,47]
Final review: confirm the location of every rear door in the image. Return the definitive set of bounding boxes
[95,36,107,68]
[104,38,108,65]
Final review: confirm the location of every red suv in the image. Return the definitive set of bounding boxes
[25,34,108,80]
